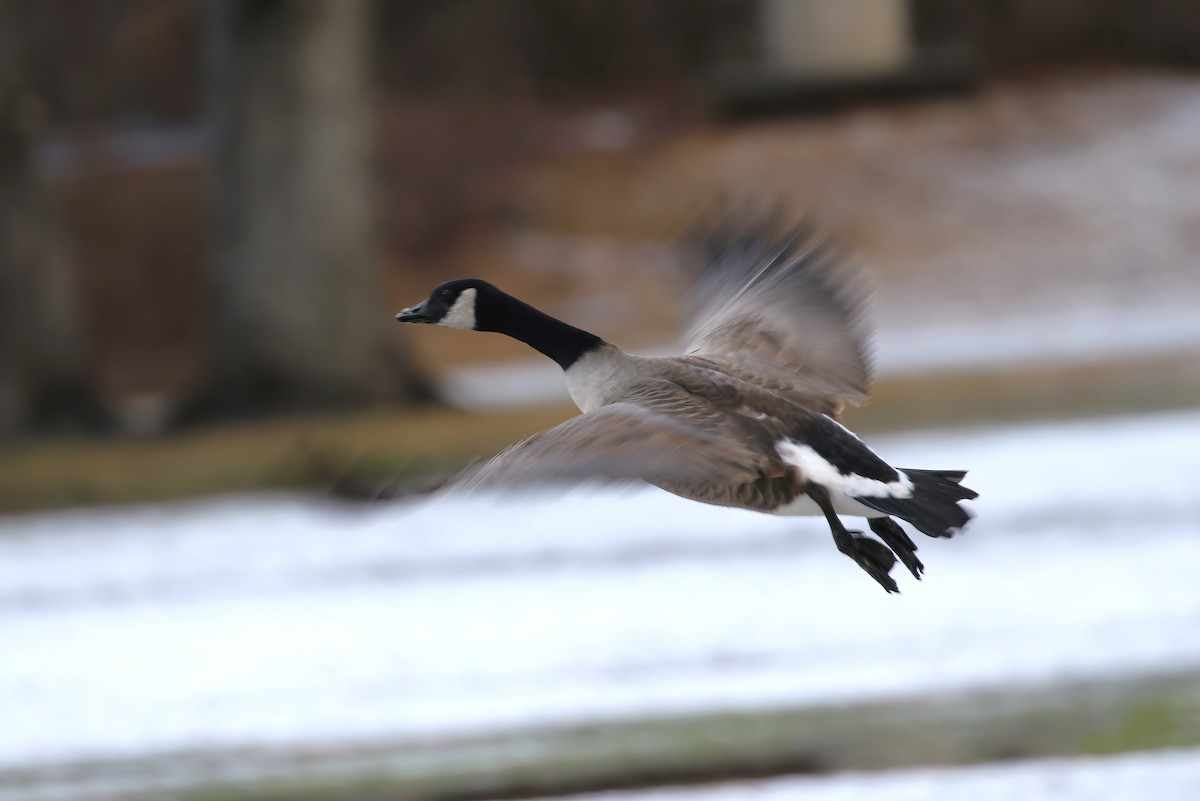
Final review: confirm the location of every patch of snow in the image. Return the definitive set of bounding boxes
[875,299,1200,376]
[0,411,1198,773]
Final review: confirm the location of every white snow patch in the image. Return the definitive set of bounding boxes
[0,410,1198,774]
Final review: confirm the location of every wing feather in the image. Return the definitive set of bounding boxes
[682,217,873,409]
[454,382,770,493]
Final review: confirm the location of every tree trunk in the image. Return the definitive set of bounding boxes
[0,62,106,436]
[196,0,435,419]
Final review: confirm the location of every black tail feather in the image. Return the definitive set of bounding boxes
[856,469,977,539]
[930,469,968,485]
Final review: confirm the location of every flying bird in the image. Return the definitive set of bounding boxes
[395,219,976,592]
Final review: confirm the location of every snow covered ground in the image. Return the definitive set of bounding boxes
[1,410,1198,776]
[550,748,1200,801]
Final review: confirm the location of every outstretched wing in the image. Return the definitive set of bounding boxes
[682,216,873,410]
[453,380,777,494]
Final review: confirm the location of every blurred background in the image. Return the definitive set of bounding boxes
[1,1,1199,799]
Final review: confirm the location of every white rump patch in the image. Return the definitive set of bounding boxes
[438,288,477,330]
[776,440,913,499]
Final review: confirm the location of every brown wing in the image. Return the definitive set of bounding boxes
[682,217,873,411]
[453,380,787,500]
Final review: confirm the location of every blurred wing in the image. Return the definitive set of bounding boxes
[453,382,770,493]
[682,217,873,408]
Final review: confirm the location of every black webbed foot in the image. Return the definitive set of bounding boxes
[806,483,900,593]
[869,517,924,580]
[837,529,900,593]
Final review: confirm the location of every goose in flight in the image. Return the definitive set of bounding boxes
[395,220,976,592]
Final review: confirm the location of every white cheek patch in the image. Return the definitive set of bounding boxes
[776,440,913,499]
[438,288,477,330]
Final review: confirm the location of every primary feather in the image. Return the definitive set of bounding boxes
[683,218,872,414]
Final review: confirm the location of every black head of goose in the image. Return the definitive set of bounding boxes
[397,278,602,370]
[395,224,977,593]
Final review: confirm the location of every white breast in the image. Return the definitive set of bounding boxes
[563,346,637,413]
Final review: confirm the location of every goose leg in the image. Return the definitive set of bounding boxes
[869,517,924,580]
[806,483,899,593]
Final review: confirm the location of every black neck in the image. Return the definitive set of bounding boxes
[477,292,604,370]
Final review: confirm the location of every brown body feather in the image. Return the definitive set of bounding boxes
[460,355,851,513]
